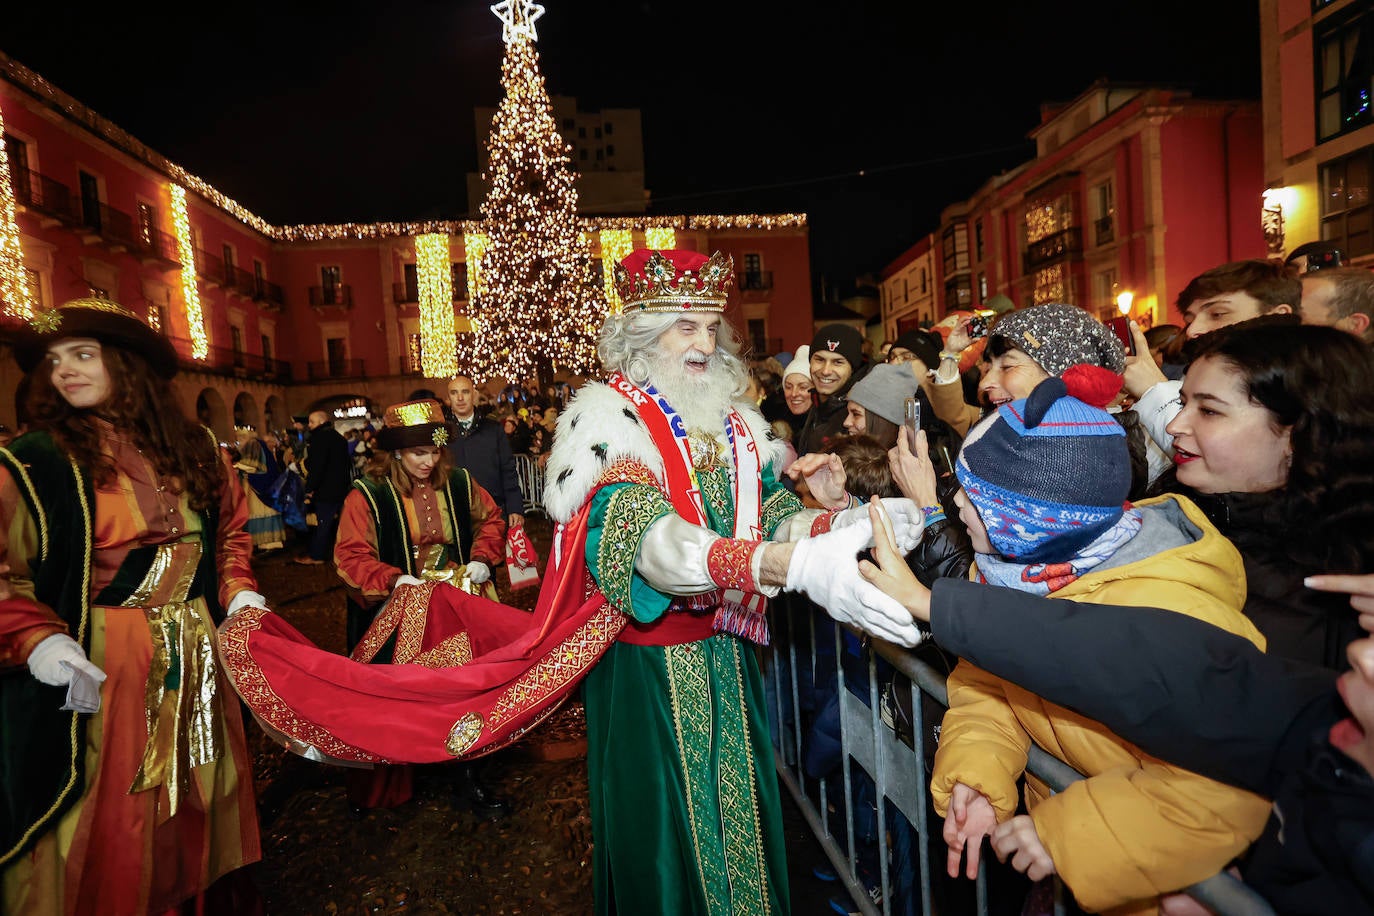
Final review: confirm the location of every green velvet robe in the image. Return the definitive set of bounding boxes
[582,461,802,916]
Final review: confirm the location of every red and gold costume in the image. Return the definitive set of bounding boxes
[0,423,260,915]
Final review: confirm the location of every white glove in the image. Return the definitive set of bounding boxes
[830,497,925,554]
[466,561,491,585]
[394,574,425,589]
[225,589,269,618]
[785,520,923,647]
[27,633,90,686]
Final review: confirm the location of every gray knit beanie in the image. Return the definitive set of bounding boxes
[846,363,920,426]
[990,303,1126,377]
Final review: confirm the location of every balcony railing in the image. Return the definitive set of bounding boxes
[82,202,142,251]
[1094,215,1115,247]
[309,285,353,308]
[138,227,181,267]
[1023,226,1083,272]
[253,279,286,310]
[224,264,258,297]
[739,270,774,292]
[393,281,419,304]
[10,167,79,224]
[167,337,293,383]
[308,358,366,380]
[195,248,226,285]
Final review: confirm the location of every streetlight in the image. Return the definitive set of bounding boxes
[1116,290,1134,315]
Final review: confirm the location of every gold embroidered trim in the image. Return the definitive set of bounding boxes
[760,486,804,538]
[486,603,625,728]
[718,639,771,914]
[596,484,673,618]
[218,607,381,762]
[664,641,723,909]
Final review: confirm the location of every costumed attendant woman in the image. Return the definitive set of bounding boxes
[332,398,509,813]
[233,425,286,552]
[0,298,267,915]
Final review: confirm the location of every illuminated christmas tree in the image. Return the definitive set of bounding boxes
[458,1,602,384]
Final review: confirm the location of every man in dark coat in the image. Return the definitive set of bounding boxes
[796,323,865,456]
[296,409,351,565]
[448,374,525,530]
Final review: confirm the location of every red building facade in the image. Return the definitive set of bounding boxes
[0,53,813,434]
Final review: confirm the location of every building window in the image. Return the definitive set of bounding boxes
[903,278,909,301]
[579,149,588,161]
[1320,149,1374,257]
[945,276,972,309]
[604,122,614,135]
[594,127,602,139]
[974,219,985,262]
[943,223,970,275]
[137,202,158,246]
[1033,265,1066,305]
[595,149,603,161]
[1090,181,1116,246]
[606,144,615,156]
[978,272,988,302]
[1093,267,1120,319]
[78,170,101,229]
[230,325,245,367]
[24,268,44,310]
[919,267,927,294]
[261,334,273,367]
[578,126,586,138]
[4,136,30,203]
[406,333,423,374]
[1317,11,1374,142]
[222,243,235,283]
[451,262,469,300]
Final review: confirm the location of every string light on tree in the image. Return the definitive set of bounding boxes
[459,2,602,384]
[416,232,458,378]
[0,102,33,320]
[168,184,208,359]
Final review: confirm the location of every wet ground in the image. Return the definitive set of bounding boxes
[247,517,843,915]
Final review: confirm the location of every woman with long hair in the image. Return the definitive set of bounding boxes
[0,298,265,914]
[332,398,507,811]
[1159,321,1374,668]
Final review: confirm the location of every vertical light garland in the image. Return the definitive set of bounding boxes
[644,227,676,251]
[598,229,632,313]
[416,232,458,379]
[0,102,34,320]
[168,184,208,359]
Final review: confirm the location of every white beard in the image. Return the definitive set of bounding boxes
[648,348,738,432]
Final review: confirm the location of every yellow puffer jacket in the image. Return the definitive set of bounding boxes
[930,494,1271,915]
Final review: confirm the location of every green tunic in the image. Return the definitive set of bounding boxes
[582,462,802,916]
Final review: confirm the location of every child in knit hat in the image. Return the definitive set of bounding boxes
[907,377,1273,914]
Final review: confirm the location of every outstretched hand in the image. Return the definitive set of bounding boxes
[858,498,931,623]
[1306,573,1374,633]
[944,783,998,879]
[786,452,850,510]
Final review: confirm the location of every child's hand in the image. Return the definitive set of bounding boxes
[991,815,1057,881]
[943,782,998,879]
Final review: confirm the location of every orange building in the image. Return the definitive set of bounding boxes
[881,83,1265,332]
[0,53,813,434]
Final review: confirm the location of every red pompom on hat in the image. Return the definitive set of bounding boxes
[1060,363,1123,409]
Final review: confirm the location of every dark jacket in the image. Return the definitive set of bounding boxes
[796,369,863,456]
[304,423,351,504]
[929,578,1373,915]
[449,415,524,518]
[1178,487,1362,670]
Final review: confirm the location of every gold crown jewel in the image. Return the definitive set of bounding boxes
[613,251,734,313]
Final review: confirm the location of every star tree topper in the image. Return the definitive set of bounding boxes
[490,0,546,42]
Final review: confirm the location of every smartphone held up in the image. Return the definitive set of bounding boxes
[1106,316,1136,356]
[904,397,921,452]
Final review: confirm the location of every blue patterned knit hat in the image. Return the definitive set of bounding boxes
[955,378,1130,562]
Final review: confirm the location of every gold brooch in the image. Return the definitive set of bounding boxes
[445,711,485,756]
[686,430,724,471]
[29,310,62,334]
[432,427,449,447]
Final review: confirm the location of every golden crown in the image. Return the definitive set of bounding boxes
[611,250,734,315]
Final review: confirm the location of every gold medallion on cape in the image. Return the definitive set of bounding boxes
[686,430,724,471]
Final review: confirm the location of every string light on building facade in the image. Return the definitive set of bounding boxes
[0,101,33,320]
[598,229,632,313]
[644,227,676,250]
[168,184,208,359]
[415,232,458,379]
[460,231,489,336]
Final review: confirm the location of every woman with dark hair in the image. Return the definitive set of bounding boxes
[1160,321,1374,668]
[332,398,508,813]
[0,298,265,914]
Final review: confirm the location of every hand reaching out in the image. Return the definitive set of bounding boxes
[786,452,849,510]
[888,427,940,507]
[858,497,932,622]
[944,782,999,879]
[1306,572,1374,633]
[991,815,1057,881]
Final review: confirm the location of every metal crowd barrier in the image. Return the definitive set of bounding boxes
[513,453,546,517]
[764,599,1277,916]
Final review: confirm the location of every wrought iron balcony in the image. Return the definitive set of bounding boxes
[195,249,226,285]
[1093,216,1114,247]
[1023,227,1083,272]
[81,202,142,251]
[739,271,774,292]
[9,168,79,225]
[253,279,286,310]
[393,281,419,304]
[138,228,181,267]
[307,358,366,380]
[309,285,353,308]
[168,337,293,383]
[225,264,258,298]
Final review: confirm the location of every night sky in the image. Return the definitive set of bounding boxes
[4,0,1260,296]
